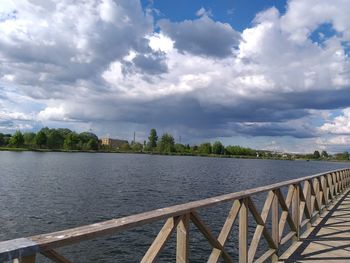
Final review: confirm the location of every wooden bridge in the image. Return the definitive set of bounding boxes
[1,168,350,263]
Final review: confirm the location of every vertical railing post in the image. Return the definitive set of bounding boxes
[341,171,344,192]
[292,184,300,240]
[326,174,332,207]
[271,192,279,262]
[318,176,326,213]
[336,172,340,195]
[14,255,36,263]
[239,198,248,263]
[305,180,312,229]
[176,214,189,263]
[332,173,337,197]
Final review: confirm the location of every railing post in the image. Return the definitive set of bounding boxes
[176,214,189,263]
[332,173,337,197]
[341,171,344,192]
[271,192,279,262]
[305,180,312,229]
[292,184,300,240]
[14,255,36,263]
[239,198,248,263]
[336,172,340,194]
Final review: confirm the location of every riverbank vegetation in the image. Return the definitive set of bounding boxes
[0,128,98,151]
[0,128,349,161]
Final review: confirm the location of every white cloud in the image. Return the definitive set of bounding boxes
[0,110,33,121]
[196,7,212,18]
[281,0,350,43]
[0,0,350,152]
[37,106,69,121]
[148,33,174,53]
[320,108,350,134]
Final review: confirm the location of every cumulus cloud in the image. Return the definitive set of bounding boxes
[0,0,153,94]
[281,0,350,43]
[320,108,350,134]
[158,15,240,58]
[0,0,350,152]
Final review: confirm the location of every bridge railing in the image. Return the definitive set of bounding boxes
[1,168,350,263]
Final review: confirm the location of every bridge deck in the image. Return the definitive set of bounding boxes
[282,190,350,262]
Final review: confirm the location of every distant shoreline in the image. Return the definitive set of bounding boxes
[1,146,348,162]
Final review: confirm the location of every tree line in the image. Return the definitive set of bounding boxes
[0,128,98,150]
[139,128,256,156]
[1,128,349,160]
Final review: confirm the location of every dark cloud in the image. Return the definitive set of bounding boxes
[158,16,240,58]
[233,123,315,139]
[281,88,350,110]
[122,51,168,75]
[0,0,153,93]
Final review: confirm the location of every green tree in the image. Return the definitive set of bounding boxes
[120,142,131,151]
[225,145,255,156]
[148,128,158,149]
[0,133,4,146]
[212,141,224,155]
[47,129,65,149]
[158,133,175,153]
[313,150,320,159]
[198,142,212,154]
[335,152,349,161]
[63,132,79,150]
[87,138,98,150]
[23,132,36,147]
[57,128,73,137]
[3,134,11,146]
[9,130,24,147]
[175,143,186,153]
[321,150,328,158]
[78,132,98,150]
[35,130,47,148]
[131,142,143,152]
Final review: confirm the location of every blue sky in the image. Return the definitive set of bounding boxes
[0,0,350,153]
[141,0,287,30]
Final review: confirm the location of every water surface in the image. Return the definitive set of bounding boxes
[0,152,348,262]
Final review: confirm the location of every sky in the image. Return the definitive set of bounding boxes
[0,0,350,153]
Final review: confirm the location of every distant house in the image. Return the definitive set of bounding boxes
[101,138,128,149]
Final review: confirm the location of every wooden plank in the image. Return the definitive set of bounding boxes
[298,182,312,226]
[41,249,72,263]
[17,255,36,263]
[281,189,350,262]
[280,231,296,245]
[271,193,279,262]
[247,192,275,263]
[239,198,248,263]
[317,176,326,210]
[176,214,189,263]
[304,181,312,228]
[141,216,182,263]
[208,200,241,263]
[189,212,232,263]
[292,184,300,241]
[278,186,294,240]
[254,249,276,263]
[275,188,297,236]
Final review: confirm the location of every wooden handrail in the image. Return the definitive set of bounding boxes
[1,168,350,262]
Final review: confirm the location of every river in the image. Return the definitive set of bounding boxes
[0,151,348,262]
